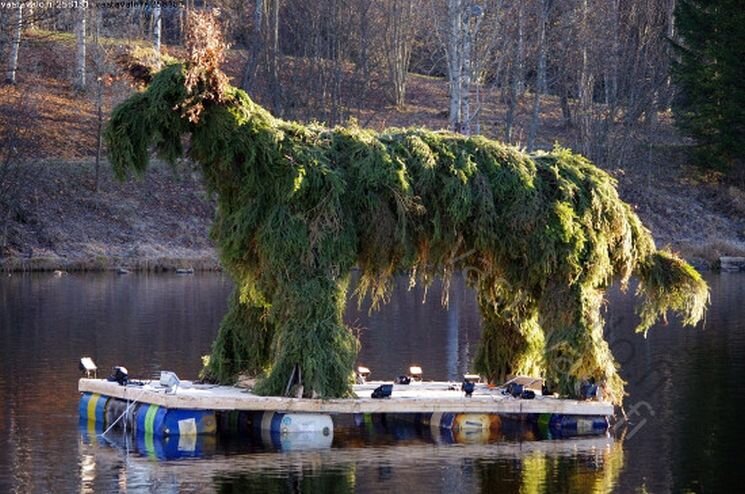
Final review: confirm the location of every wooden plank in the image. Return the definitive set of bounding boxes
[78,379,614,416]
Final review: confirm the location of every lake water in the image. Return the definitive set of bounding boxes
[1,272,743,493]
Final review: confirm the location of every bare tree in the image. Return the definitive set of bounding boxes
[504,0,525,142]
[577,0,594,157]
[75,6,86,90]
[382,0,420,108]
[5,4,22,84]
[269,0,281,114]
[241,0,264,91]
[446,0,484,134]
[527,0,552,151]
[91,8,109,193]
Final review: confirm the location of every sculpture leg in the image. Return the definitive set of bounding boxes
[540,285,624,402]
[474,293,545,385]
[203,288,274,383]
[254,274,359,398]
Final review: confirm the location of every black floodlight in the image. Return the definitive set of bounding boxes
[371,384,393,399]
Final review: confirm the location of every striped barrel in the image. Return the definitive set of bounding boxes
[135,403,217,437]
[258,412,333,434]
[254,412,334,451]
[79,392,109,425]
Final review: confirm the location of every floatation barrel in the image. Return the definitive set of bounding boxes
[79,392,110,425]
[250,412,334,451]
[539,413,609,438]
[134,403,217,437]
[258,412,333,434]
[383,412,502,444]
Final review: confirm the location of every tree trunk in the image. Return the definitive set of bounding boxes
[153,5,162,53]
[447,0,463,131]
[560,90,572,127]
[578,0,593,156]
[95,77,103,193]
[604,0,619,108]
[461,6,479,135]
[5,5,22,84]
[92,8,104,193]
[385,0,416,108]
[505,2,525,142]
[269,0,281,114]
[241,0,264,92]
[75,7,86,91]
[527,0,549,151]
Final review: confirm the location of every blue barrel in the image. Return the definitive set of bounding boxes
[135,404,217,437]
[549,414,608,437]
[79,392,109,425]
[424,412,456,430]
[257,412,333,434]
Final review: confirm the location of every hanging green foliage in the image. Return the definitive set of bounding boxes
[106,13,708,403]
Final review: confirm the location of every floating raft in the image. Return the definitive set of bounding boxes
[80,379,612,415]
[79,378,612,443]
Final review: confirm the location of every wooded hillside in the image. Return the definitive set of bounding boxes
[1,1,743,269]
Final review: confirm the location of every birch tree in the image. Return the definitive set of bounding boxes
[446,0,484,134]
[153,5,162,53]
[75,7,86,90]
[5,4,22,85]
[527,0,552,151]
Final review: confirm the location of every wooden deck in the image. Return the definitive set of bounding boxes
[79,379,614,416]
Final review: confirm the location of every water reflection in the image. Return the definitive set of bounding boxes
[1,272,744,492]
[78,420,621,493]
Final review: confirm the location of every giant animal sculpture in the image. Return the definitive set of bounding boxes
[106,14,708,404]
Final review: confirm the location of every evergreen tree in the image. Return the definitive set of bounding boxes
[671,0,745,173]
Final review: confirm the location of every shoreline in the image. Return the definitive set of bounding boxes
[0,247,736,273]
[0,253,221,273]
[2,160,744,274]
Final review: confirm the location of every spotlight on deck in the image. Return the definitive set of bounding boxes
[108,366,128,386]
[160,371,181,394]
[463,374,481,384]
[409,365,423,382]
[356,366,371,384]
[79,357,98,378]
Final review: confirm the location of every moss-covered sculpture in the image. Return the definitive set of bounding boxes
[106,13,708,403]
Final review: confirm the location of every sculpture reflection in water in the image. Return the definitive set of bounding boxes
[78,417,624,493]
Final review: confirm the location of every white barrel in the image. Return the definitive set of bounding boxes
[260,412,334,434]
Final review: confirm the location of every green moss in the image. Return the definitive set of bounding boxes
[106,60,708,403]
